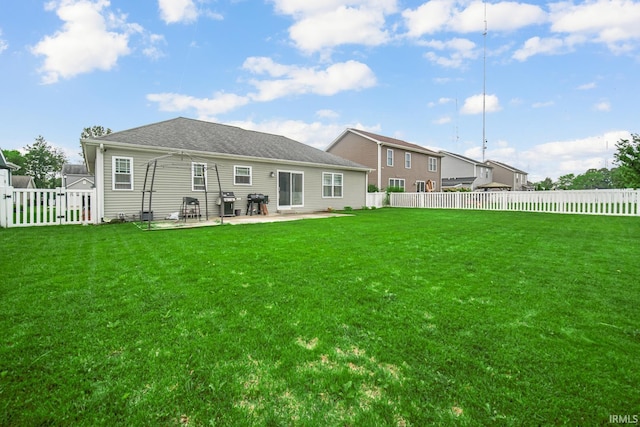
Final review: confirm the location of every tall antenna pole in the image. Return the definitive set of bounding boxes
[482,0,487,162]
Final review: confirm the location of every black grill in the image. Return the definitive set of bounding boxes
[221,191,236,202]
[246,193,269,215]
[218,191,236,216]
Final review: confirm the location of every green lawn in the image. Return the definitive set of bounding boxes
[1,209,639,426]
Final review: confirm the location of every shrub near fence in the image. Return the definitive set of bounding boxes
[365,189,640,216]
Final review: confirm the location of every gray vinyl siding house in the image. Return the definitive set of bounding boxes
[440,151,493,190]
[82,117,369,222]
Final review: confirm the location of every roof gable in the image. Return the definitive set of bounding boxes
[486,159,527,174]
[441,151,491,167]
[12,175,35,188]
[338,129,442,157]
[88,117,366,170]
[62,164,89,175]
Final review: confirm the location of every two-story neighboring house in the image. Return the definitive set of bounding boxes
[440,151,493,190]
[485,160,531,191]
[326,129,442,192]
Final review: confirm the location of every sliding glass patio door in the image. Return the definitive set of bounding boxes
[278,171,303,208]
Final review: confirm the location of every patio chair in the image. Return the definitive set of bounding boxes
[181,197,200,221]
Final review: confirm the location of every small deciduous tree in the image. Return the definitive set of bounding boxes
[556,174,575,190]
[613,133,640,188]
[81,126,112,139]
[24,136,67,188]
[79,126,112,158]
[535,177,554,190]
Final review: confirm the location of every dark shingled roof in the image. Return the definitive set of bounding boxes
[93,117,367,170]
[62,164,89,175]
[347,129,442,156]
[11,175,35,188]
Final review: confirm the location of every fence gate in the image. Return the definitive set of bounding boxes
[1,187,97,228]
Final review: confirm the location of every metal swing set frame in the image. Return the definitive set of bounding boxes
[140,152,225,230]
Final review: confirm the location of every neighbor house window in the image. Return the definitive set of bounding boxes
[405,152,411,169]
[416,180,426,192]
[234,165,252,185]
[388,178,405,191]
[192,162,207,191]
[113,157,133,190]
[323,172,343,198]
[387,149,394,166]
[428,157,438,172]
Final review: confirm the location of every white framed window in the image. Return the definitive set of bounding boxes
[388,178,405,190]
[322,172,343,198]
[416,180,426,192]
[428,157,438,172]
[405,152,411,169]
[192,162,207,191]
[387,149,394,167]
[113,157,133,190]
[234,165,252,185]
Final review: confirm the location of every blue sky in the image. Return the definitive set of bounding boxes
[1,0,639,181]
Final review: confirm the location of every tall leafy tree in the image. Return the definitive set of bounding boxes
[24,136,67,188]
[81,125,112,139]
[613,133,640,188]
[572,168,612,189]
[1,149,26,175]
[556,174,575,190]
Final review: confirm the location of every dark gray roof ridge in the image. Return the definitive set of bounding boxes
[93,117,367,170]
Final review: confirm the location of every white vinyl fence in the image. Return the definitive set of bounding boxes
[367,189,640,216]
[0,187,97,228]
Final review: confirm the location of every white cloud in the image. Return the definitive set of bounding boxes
[532,100,554,108]
[451,1,547,33]
[0,29,7,54]
[243,57,377,101]
[401,0,452,37]
[512,36,572,61]
[521,130,629,180]
[289,6,391,53]
[462,131,631,181]
[433,116,452,125]
[460,94,501,115]
[158,0,198,24]
[316,109,339,119]
[146,92,250,117]
[428,97,454,107]
[141,33,167,60]
[270,0,397,53]
[464,141,516,165]
[422,37,477,68]
[270,0,397,17]
[30,0,141,84]
[577,82,596,90]
[147,57,376,116]
[594,101,611,112]
[227,117,381,150]
[549,0,640,54]
[402,0,546,38]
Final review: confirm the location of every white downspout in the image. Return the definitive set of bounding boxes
[96,144,105,222]
[377,142,382,190]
